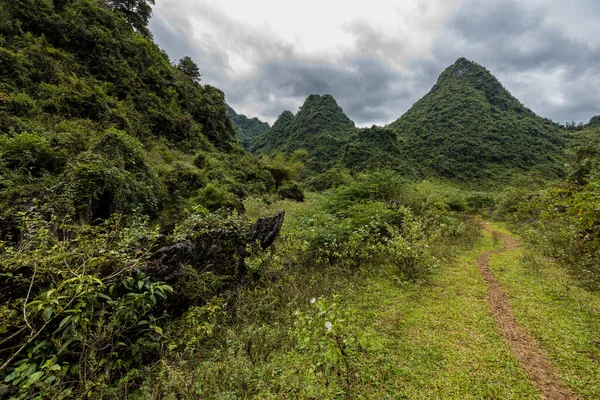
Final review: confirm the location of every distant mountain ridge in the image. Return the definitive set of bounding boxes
[227,106,270,150]
[251,58,569,186]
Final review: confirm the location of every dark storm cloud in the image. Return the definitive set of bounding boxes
[344,20,408,66]
[150,0,600,126]
[225,57,414,124]
[443,0,599,72]
[427,0,600,123]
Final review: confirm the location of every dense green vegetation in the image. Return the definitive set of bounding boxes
[0,1,300,397]
[252,94,357,173]
[132,177,484,398]
[388,58,566,186]
[493,125,600,290]
[252,94,356,173]
[251,95,419,189]
[1,1,600,398]
[588,115,600,127]
[227,106,270,150]
[339,126,415,178]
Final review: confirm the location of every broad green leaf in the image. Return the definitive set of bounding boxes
[28,371,43,383]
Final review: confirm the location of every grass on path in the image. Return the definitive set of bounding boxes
[487,221,600,399]
[344,225,539,399]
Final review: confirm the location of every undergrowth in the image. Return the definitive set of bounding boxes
[133,177,481,398]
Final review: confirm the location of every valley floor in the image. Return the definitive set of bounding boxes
[141,218,600,399]
[347,221,600,399]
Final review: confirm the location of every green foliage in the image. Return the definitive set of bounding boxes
[133,175,477,398]
[227,105,270,150]
[305,167,354,191]
[196,183,239,212]
[292,295,365,392]
[0,0,287,230]
[0,0,237,149]
[105,0,155,38]
[388,57,567,186]
[278,181,305,202]
[588,115,600,127]
[0,132,66,176]
[0,211,172,398]
[338,126,414,176]
[175,55,201,82]
[494,128,600,289]
[263,151,305,187]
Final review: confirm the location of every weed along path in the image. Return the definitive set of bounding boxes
[476,222,575,400]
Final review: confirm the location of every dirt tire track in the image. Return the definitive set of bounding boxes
[477,223,576,400]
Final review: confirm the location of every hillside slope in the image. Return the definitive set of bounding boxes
[252,94,357,172]
[227,105,270,150]
[0,0,278,228]
[388,58,566,184]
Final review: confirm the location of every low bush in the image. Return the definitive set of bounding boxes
[0,212,172,398]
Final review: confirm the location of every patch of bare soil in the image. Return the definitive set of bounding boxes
[477,223,576,400]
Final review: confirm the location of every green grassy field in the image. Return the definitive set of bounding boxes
[128,210,600,399]
[344,226,539,399]
[147,219,544,399]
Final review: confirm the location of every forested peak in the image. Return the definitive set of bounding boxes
[294,93,355,134]
[445,57,483,78]
[438,57,493,80]
[301,93,338,107]
[431,57,528,113]
[388,58,565,185]
[273,110,295,125]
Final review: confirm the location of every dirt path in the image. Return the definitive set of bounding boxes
[476,223,576,400]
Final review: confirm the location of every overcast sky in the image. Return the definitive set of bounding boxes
[149,0,600,127]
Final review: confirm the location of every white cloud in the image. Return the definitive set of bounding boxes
[153,0,463,76]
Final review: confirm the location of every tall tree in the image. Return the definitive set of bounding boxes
[105,0,155,37]
[177,56,202,83]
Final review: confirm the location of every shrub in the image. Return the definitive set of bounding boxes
[0,212,172,398]
[196,183,239,212]
[8,92,37,117]
[0,132,66,176]
[278,181,304,202]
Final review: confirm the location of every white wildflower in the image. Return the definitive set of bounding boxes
[325,322,333,332]
[310,298,316,304]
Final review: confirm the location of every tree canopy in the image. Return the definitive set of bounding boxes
[177,56,201,82]
[105,0,155,37]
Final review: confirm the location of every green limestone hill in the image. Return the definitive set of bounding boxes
[388,57,567,185]
[227,105,270,150]
[252,94,357,172]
